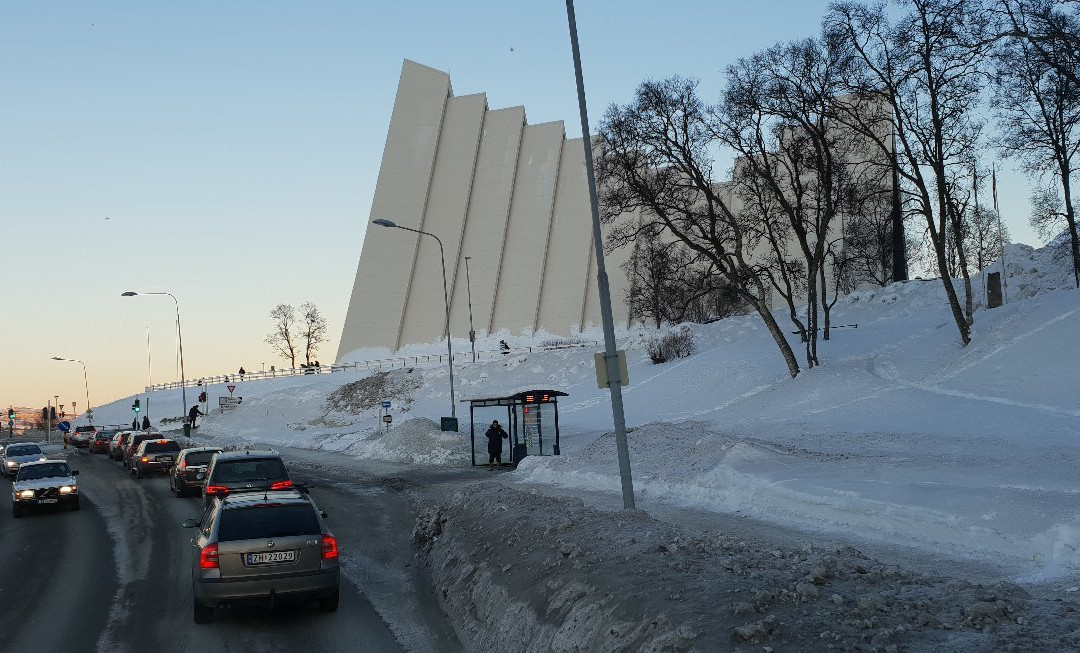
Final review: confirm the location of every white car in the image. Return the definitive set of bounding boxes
[12,460,80,517]
[1,442,46,479]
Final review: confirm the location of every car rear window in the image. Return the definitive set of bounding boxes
[211,459,288,483]
[75,426,96,433]
[218,504,320,542]
[6,445,42,456]
[17,463,70,481]
[184,450,220,466]
[145,441,181,453]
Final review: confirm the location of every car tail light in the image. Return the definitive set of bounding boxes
[321,535,338,560]
[206,485,229,496]
[269,480,293,490]
[180,460,187,469]
[141,456,149,463]
[199,544,219,569]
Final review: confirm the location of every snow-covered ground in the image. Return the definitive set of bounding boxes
[84,235,1079,588]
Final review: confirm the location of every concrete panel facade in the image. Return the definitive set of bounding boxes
[338,61,630,360]
[489,121,565,334]
[339,61,450,354]
[447,107,525,341]
[397,93,487,348]
[537,139,594,333]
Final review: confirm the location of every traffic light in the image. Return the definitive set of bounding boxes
[133,398,141,413]
[7,407,13,420]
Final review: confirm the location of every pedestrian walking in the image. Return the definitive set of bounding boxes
[188,404,204,428]
[141,415,150,430]
[238,367,246,380]
[485,419,509,468]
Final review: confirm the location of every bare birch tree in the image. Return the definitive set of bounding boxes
[265,304,299,368]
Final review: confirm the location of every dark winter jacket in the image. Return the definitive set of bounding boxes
[485,425,508,454]
[188,405,203,421]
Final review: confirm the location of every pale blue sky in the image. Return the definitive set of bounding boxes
[1,1,1038,410]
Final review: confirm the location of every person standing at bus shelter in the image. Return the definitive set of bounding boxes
[485,420,508,468]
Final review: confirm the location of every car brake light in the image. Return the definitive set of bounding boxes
[141,456,149,463]
[206,485,229,495]
[180,460,187,469]
[269,480,293,490]
[321,535,338,560]
[199,544,219,569]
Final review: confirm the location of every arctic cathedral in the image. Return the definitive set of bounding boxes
[337,60,635,358]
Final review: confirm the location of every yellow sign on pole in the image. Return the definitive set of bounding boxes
[594,350,629,389]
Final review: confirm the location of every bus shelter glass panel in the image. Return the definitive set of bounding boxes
[516,403,557,457]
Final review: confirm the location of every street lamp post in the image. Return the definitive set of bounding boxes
[372,219,457,426]
[464,256,476,363]
[51,357,91,423]
[566,0,636,509]
[123,291,187,420]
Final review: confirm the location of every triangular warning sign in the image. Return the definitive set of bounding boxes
[227,385,236,394]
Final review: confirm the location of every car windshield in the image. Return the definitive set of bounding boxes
[184,450,220,466]
[6,445,42,457]
[218,504,320,542]
[212,459,288,483]
[144,441,180,453]
[17,463,70,481]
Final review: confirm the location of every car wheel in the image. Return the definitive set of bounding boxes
[12,503,22,518]
[192,598,213,624]
[133,467,142,479]
[318,589,339,613]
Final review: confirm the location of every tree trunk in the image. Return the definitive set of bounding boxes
[820,257,831,342]
[748,281,800,378]
[930,227,971,345]
[1061,162,1080,288]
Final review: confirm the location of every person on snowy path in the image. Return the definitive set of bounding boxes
[485,420,509,467]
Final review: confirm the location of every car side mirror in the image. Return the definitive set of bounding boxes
[72,470,80,476]
[321,511,328,519]
[181,518,199,528]
[196,472,205,480]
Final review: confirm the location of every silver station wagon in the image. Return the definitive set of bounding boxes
[183,489,339,623]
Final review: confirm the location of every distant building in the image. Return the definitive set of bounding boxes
[338,60,635,358]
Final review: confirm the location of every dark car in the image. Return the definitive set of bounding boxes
[201,451,293,507]
[183,489,339,623]
[89,428,117,454]
[130,438,182,478]
[170,447,224,497]
[123,432,160,466]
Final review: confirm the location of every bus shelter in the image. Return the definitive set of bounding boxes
[464,390,567,466]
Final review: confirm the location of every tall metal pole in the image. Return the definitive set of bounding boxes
[123,292,186,419]
[566,0,636,510]
[372,221,456,421]
[464,256,476,363]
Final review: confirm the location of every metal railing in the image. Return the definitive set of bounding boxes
[143,341,602,393]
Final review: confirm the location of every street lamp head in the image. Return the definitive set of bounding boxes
[372,218,397,228]
[121,291,138,297]
[51,356,65,361]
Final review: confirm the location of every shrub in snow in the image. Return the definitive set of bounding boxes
[539,336,587,349]
[646,327,695,364]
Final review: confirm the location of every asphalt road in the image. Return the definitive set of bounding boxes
[0,442,460,653]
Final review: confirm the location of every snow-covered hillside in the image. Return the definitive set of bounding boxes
[86,236,1080,580]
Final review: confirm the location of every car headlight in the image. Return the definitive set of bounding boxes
[18,490,34,499]
[5,461,16,467]
[59,485,77,494]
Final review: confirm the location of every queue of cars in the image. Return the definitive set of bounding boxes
[2,433,340,623]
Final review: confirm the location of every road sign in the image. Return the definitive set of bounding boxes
[219,396,240,413]
[227,384,236,395]
[381,400,391,409]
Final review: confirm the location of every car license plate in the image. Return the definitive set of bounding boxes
[37,498,58,504]
[158,457,173,463]
[246,550,296,565]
